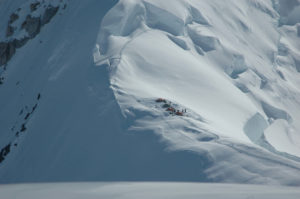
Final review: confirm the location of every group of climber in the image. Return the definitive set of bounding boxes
[155,98,186,116]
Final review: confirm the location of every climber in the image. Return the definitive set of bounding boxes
[176,110,183,116]
[166,107,175,112]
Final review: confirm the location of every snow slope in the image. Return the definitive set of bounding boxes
[95,0,300,184]
[1,182,300,199]
[97,0,300,157]
[0,0,300,185]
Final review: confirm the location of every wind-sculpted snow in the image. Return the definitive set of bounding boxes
[95,0,300,184]
[1,0,300,186]
[167,35,189,50]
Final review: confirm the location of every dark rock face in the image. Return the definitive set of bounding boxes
[30,2,41,12]
[0,144,11,163]
[0,92,40,164]
[0,77,4,84]
[9,13,19,24]
[20,124,26,132]
[0,42,15,66]
[13,37,29,48]
[42,6,59,25]
[6,13,19,38]
[0,42,8,59]
[6,25,14,37]
[0,5,60,67]
[0,39,30,66]
[7,42,15,63]
[21,15,41,38]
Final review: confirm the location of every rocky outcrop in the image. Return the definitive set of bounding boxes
[21,15,41,38]
[42,6,59,25]
[5,13,19,38]
[0,38,30,66]
[0,144,11,163]
[0,42,15,66]
[9,13,19,24]
[30,2,40,12]
[6,25,14,37]
[0,93,41,165]
[21,5,59,38]
[0,4,61,67]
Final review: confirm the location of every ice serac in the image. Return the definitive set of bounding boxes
[97,0,300,184]
[1,0,300,186]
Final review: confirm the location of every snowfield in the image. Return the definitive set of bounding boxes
[1,182,300,199]
[0,0,300,187]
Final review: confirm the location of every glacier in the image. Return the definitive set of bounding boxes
[0,0,300,187]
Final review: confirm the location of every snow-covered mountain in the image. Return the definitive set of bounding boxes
[0,0,300,186]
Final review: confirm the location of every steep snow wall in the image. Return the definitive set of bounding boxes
[95,0,300,184]
[97,0,300,158]
[0,0,300,185]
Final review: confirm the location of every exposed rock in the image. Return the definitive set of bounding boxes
[0,44,8,66]
[9,13,19,24]
[42,6,59,25]
[0,77,4,84]
[24,113,30,120]
[31,104,37,113]
[8,42,15,60]
[0,42,8,57]
[6,25,14,37]
[0,5,59,67]
[20,124,26,132]
[13,37,29,48]
[0,41,16,66]
[21,15,41,38]
[30,2,41,12]
[0,143,11,163]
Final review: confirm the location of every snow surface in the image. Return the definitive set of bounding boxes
[97,0,300,157]
[1,182,300,199]
[0,0,300,186]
